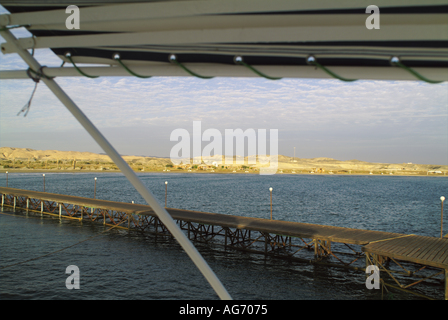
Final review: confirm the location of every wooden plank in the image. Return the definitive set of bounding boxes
[352,230,389,242]
[364,232,409,245]
[326,229,363,240]
[429,240,448,260]
[365,247,446,269]
[433,246,448,264]
[404,240,427,259]
[441,254,448,265]
[309,225,349,236]
[433,246,448,263]
[435,248,448,264]
[426,242,448,263]
[362,235,448,269]
[407,238,447,266]
[366,240,400,256]
[331,230,400,245]
[422,239,448,260]
[327,232,371,245]
[397,236,431,257]
[436,255,447,266]
[365,236,421,257]
[380,236,418,252]
[416,238,445,261]
[395,237,428,257]
[403,240,437,262]
[376,236,421,256]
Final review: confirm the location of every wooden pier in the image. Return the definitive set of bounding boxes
[1,187,447,300]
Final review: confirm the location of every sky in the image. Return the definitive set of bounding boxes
[0,7,447,165]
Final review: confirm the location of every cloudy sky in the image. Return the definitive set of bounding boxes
[0,7,447,165]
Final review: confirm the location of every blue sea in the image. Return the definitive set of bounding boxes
[0,172,446,300]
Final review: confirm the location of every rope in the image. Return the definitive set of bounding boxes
[307,56,357,82]
[27,66,54,80]
[114,54,151,78]
[391,58,444,84]
[17,80,37,117]
[17,66,53,117]
[65,53,99,78]
[234,56,282,80]
[169,54,214,79]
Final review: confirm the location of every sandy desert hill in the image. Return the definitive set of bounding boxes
[1,147,447,174]
[0,147,172,167]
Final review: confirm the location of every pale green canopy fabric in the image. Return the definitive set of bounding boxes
[1,0,447,81]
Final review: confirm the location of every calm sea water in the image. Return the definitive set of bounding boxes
[0,172,446,300]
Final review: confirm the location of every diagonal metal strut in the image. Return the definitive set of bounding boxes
[0,27,231,300]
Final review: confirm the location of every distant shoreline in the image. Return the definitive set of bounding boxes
[1,168,446,177]
[2,147,447,176]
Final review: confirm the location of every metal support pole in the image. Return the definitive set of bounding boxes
[224,227,228,248]
[265,232,268,254]
[269,187,273,220]
[5,171,8,187]
[94,177,97,199]
[13,196,16,210]
[188,222,191,239]
[165,181,168,207]
[365,252,370,280]
[0,27,230,300]
[1,194,4,207]
[43,174,45,192]
[41,200,43,217]
[441,196,445,239]
[59,203,62,221]
[26,198,29,212]
[445,269,448,300]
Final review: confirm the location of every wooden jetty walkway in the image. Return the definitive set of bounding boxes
[1,187,447,300]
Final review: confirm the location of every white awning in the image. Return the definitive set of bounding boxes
[1,0,447,81]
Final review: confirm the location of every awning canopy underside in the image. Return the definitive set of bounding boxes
[1,0,447,80]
